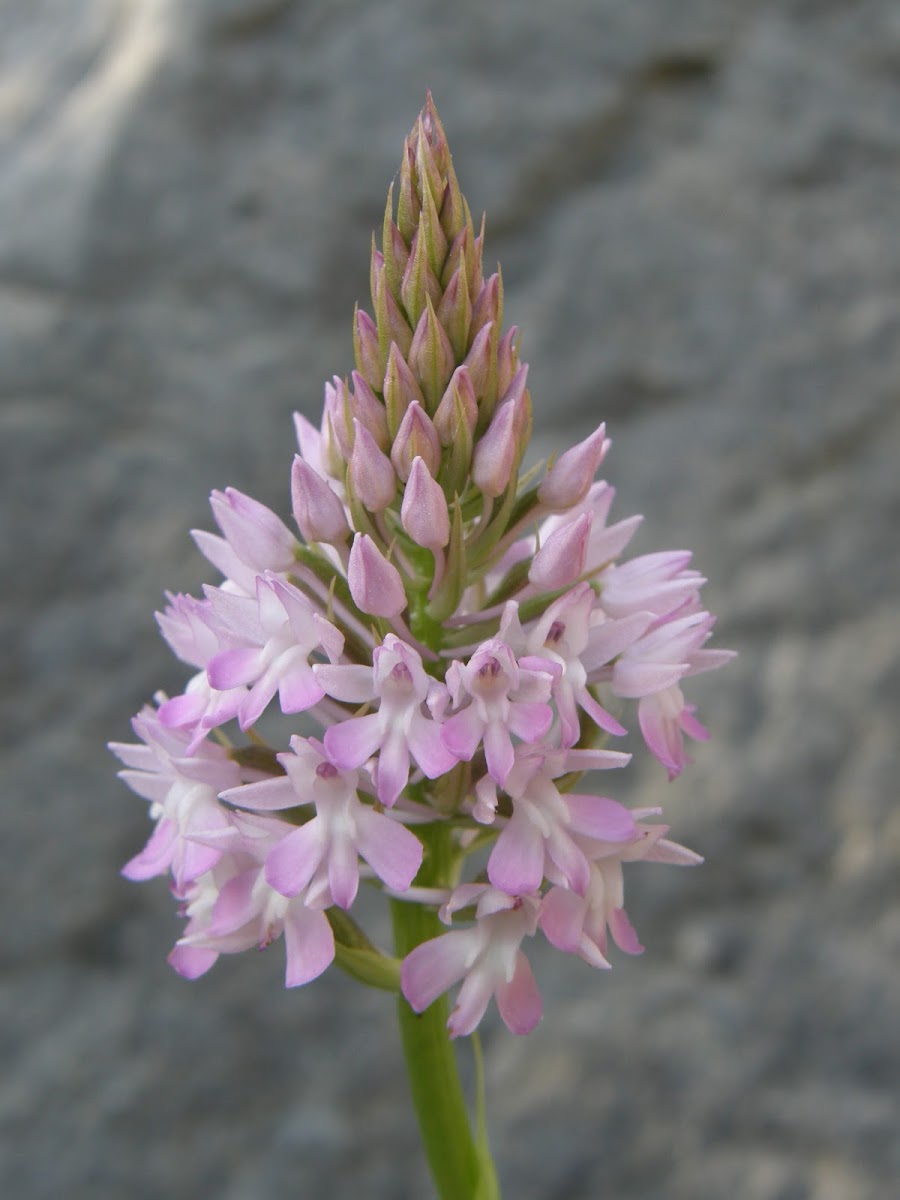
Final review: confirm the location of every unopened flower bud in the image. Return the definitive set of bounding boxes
[391,401,441,482]
[384,342,425,440]
[462,321,494,403]
[374,258,413,358]
[470,272,501,341]
[434,367,477,446]
[401,228,440,329]
[291,456,350,545]
[539,423,610,511]
[348,533,407,617]
[323,376,353,460]
[351,371,390,450]
[436,262,471,361]
[472,398,518,498]
[349,419,396,512]
[409,296,455,413]
[496,326,520,399]
[529,511,593,590]
[353,307,383,392]
[401,457,450,551]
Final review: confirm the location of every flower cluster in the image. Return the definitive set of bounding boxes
[112,97,732,1038]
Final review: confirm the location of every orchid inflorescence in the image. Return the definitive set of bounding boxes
[112,96,733,1041]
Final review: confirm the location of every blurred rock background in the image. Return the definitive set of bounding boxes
[2,1,899,1197]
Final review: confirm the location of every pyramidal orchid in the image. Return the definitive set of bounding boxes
[111,96,733,1200]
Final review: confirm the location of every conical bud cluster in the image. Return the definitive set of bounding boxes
[304,93,537,644]
[111,98,733,1042]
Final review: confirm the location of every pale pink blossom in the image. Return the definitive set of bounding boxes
[154,593,246,745]
[508,585,630,744]
[204,572,344,729]
[541,816,702,965]
[318,635,454,806]
[401,885,543,1037]
[110,707,238,888]
[223,736,423,909]
[441,639,554,787]
[171,831,336,988]
[477,745,634,896]
[597,550,705,620]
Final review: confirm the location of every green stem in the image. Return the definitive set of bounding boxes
[390,823,494,1199]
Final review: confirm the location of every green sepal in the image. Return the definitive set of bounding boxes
[327,908,402,993]
[439,159,466,244]
[437,257,472,362]
[375,257,413,361]
[384,342,425,439]
[415,120,446,212]
[415,295,455,413]
[397,142,421,244]
[227,744,286,776]
[419,160,449,279]
[427,500,467,623]
[483,556,532,608]
[473,274,503,431]
[467,468,520,568]
[401,216,432,328]
[439,395,475,498]
[381,185,407,301]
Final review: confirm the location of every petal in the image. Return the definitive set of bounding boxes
[609,906,644,955]
[327,833,360,910]
[401,930,477,1013]
[613,660,687,699]
[581,611,655,673]
[564,795,636,842]
[278,661,324,714]
[638,698,684,777]
[207,647,265,691]
[578,687,627,737]
[406,714,457,779]
[545,828,591,897]
[448,962,496,1038]
[355,807,424,892]
[238,668,281,729]
[488,811,545,896]
[221,776,298,812]
[122,819,176,880]
[157,691,207,729]
[495,950,543,1035]
[506,701,553,743]
[313,663,375,703]
[540,885,589,954]
[441,706,484,762]
[324,713,384,770]
[265,823,326,897]
[283,905,335,987]
[483,720,515,787]
[168,944,219,980]
[376,732,410,807]
[208,869,259,936]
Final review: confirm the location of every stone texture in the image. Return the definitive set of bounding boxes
[2,0,899,1196]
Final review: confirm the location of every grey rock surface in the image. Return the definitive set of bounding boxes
[2,1,899,1197]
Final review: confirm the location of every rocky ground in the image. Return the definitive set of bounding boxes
[2,1,899,1197]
